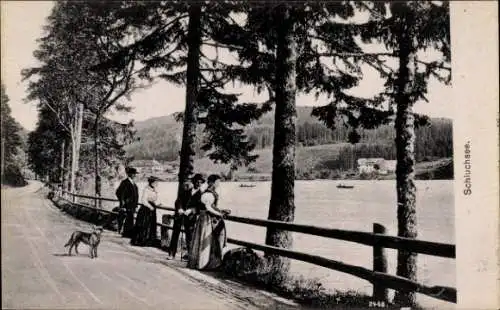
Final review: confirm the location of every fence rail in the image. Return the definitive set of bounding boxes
[225,215,455,259]
[51,187,456,304]
[228,238,456,303]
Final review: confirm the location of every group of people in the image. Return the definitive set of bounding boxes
[115,167,229,270]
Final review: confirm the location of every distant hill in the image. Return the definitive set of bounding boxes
[125,106,453,167]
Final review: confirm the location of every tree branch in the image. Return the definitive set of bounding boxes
[41,100,71,133]
[105,60,136,110]
[357,2,386,20]
[203,41,243,51]
[416,59,451,71]
[318,51,396,58]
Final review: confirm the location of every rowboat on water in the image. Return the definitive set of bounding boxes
[336,184,354,189]
[239,184,256,188]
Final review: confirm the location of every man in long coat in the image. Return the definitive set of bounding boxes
[115,167,139,238]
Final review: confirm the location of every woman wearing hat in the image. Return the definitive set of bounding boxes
[131,175,163,246]
[188,174,231,270]
[177,173,206,257]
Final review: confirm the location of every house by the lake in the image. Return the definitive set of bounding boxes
[357,158,397,175]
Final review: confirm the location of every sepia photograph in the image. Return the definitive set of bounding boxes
[1,1,497,310]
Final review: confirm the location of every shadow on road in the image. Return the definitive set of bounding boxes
[52,253,73,257]
[52,253,94,259]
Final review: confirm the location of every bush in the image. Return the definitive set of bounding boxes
[1,163,27,187]
[220,247,389,308]
[222,247,266,278]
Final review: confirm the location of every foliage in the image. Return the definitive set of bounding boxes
[310,1,451,136]
[2,163,28,187]
[27,106,67,181]
[1,84,27,186]
[93,2,271,170]
[26,101,133,183]
[1,84,23,164]
[126,109,452,163]
[348,2,451,306]
[24,2,140,116]
[187,142,452,181]
[220,247,384,309]
[23,1,139,187]
[80,117,136,178]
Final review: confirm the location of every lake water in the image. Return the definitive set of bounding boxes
[116,180,455,309]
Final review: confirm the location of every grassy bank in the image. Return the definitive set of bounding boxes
[219,247,422,309]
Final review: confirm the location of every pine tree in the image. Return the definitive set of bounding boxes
[210,1,383,282]
[354,2,451,306]
[93,2,271,199]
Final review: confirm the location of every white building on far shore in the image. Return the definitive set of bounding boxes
[357,158,397,175]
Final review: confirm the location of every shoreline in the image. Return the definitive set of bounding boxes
[128,176,454,183]
[127,157,453,183]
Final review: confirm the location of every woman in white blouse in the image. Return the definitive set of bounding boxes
[131,176,163,246]
[188,174,231,270]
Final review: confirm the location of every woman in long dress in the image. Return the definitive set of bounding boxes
[187,174,230,270]
[131,176,162,246]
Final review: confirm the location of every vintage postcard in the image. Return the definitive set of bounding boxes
[1,1,498,309]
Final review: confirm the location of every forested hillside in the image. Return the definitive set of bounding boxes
[125,106,453,163]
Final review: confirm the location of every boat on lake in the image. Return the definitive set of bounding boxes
[336,184,354,189]
[239,183,256,188]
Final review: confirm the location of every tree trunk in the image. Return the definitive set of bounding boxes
[60,140,65,189]
[393,28,418,307]
[176,4,202,199]
[75,103,83,175]
[1,136,5,178]
[69,103,84,199]
[70,138,77,195]
[94,114,101,208]
[64,148,70,193]
[265,5,298,285]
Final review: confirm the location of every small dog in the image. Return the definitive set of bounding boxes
[64,225,103,259]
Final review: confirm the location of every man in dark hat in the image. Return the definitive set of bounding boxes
[115,167,139,238]
[167,173,205,260]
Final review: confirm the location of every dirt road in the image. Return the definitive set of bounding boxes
[1,182,297,310]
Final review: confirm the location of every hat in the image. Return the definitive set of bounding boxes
[125,167,137,175]
[147,175,163,183]
[207,174,221,183]
[191,173,205,182]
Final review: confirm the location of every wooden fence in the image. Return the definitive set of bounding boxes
[52,187,456,304]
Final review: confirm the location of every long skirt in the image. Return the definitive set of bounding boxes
[131,206,156,246]
[187,211,227,270]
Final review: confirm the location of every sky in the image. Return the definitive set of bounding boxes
[1,1,453,132]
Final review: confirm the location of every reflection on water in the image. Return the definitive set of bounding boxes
[138,180,454,309]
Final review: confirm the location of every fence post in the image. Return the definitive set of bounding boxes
[152,206,160,247]
[373,223,388,302]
